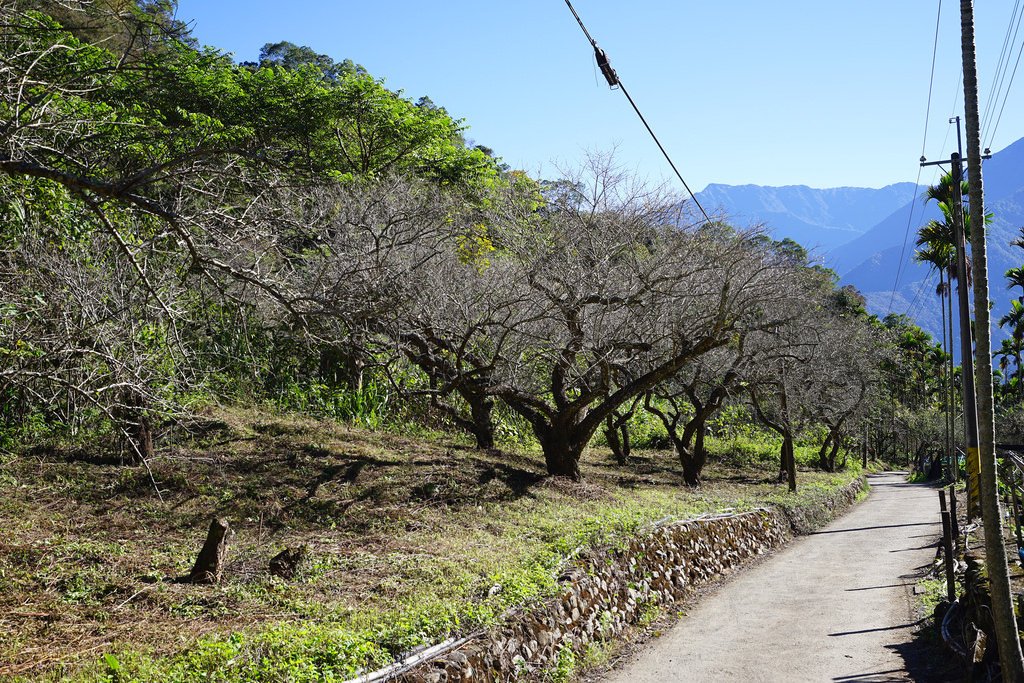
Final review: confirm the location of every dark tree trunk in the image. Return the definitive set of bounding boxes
[818,428,842,472]
[781,432,796,492]
[132,413,155,462]
[115,389,154,462]
[778,443,788,483]
[750,386,796,491]
[604,416,626,465]
[435,386,496,450]
[827,437,841,471]
[537,426,586,480]
[680,428,707,487]
[467,393,496,450]
[604,401,639,465]
[818,433,833,472]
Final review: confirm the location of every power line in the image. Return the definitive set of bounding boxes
[981,0,1024,144]
[903,276,930,321]
[921,0,944,159]
[901,122,953,321]
[987,36,1024,151]
[562,0,712,225]
[980,0,1021,133]
[888,0,943,314]
[889,168,925,315]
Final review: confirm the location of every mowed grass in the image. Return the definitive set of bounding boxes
[0,408,863,682]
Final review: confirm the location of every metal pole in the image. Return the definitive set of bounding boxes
[948,278,959,482]
[940,491,956,602]
[949,482,960,542]
[1011,467,1023,553]
[939,268,953,482]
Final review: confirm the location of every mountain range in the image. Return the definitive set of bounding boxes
[694,135,1024,350]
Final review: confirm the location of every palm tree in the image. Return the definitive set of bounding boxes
[1004,265,1024,298]
[998,300,1024,403]
[915,173,966,483]
[962,2,1024,670]
[1010,225,1024,251]
[917,170,974,286]
[995,336,1024,401]
[914,243,955,466]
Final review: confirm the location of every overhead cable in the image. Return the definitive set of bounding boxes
[981,0,1024,144]
[562,0,712,225]
[889,0,943,314]
[986,36,1024,151]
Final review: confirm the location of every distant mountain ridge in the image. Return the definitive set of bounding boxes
[833,136,1024,347]
[695,135,1024,348]
[695,182,918,252]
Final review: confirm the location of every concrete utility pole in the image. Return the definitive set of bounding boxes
[920,144,980,518]
[950,151,981,517]
[959,0,1024,678]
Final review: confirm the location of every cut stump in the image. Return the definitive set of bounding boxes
[188,517,232,584]
[269,544,309,580]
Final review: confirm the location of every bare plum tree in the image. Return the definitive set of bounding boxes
[480,159,811,479]
[643,341,752,487]
[803,314,881,472]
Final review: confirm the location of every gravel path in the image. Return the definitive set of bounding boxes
[601,472,956,682]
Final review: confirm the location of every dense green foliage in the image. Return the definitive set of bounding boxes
[0,0,932,478]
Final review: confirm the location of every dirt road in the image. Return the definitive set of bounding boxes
[601,472,956,682]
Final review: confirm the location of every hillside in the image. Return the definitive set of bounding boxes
[697,136,1024,345]
[694,183,917,252]
[835,136,1024,344]
[0,410,862,681]
[0,6,968,681]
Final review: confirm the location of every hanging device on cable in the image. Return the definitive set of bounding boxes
[594,47,618,88]
[561,0,711,224]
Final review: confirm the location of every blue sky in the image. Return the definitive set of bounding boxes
[174,1,1024,191]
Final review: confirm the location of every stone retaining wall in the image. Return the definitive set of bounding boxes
[393,477,866,683]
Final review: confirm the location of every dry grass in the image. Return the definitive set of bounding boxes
[0,407,860,681]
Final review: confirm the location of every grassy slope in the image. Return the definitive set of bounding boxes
[0,408,862,682]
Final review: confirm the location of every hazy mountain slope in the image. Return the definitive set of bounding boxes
[694,136,1024,345]
[695,182,917,251]
[836,136,1024,345]
[829,201,942,275]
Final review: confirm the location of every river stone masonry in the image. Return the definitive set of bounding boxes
[394,477,866,683]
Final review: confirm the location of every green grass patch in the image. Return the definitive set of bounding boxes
[915,577,949,617]
[0,408,864,682]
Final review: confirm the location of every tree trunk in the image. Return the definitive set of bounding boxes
[961,1,1024,676]
[604,416,625,464]
[604,413,632,465]
[819,426,844,472]
[818,432,835,472]
[131,413,155,462]
[783,432,797,492]
[437,387,496,450]
[537,426,585,480]
[115,389,154,462]
[680,428,707,487]
[467,393,496,450]
[188,517,232,584]
[828,436,841,472]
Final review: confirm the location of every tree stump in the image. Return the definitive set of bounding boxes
[188,517,232,584]
[269,544,309,579]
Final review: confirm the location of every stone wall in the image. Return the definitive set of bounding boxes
[777,477,869,534]
[389,477,866,683]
